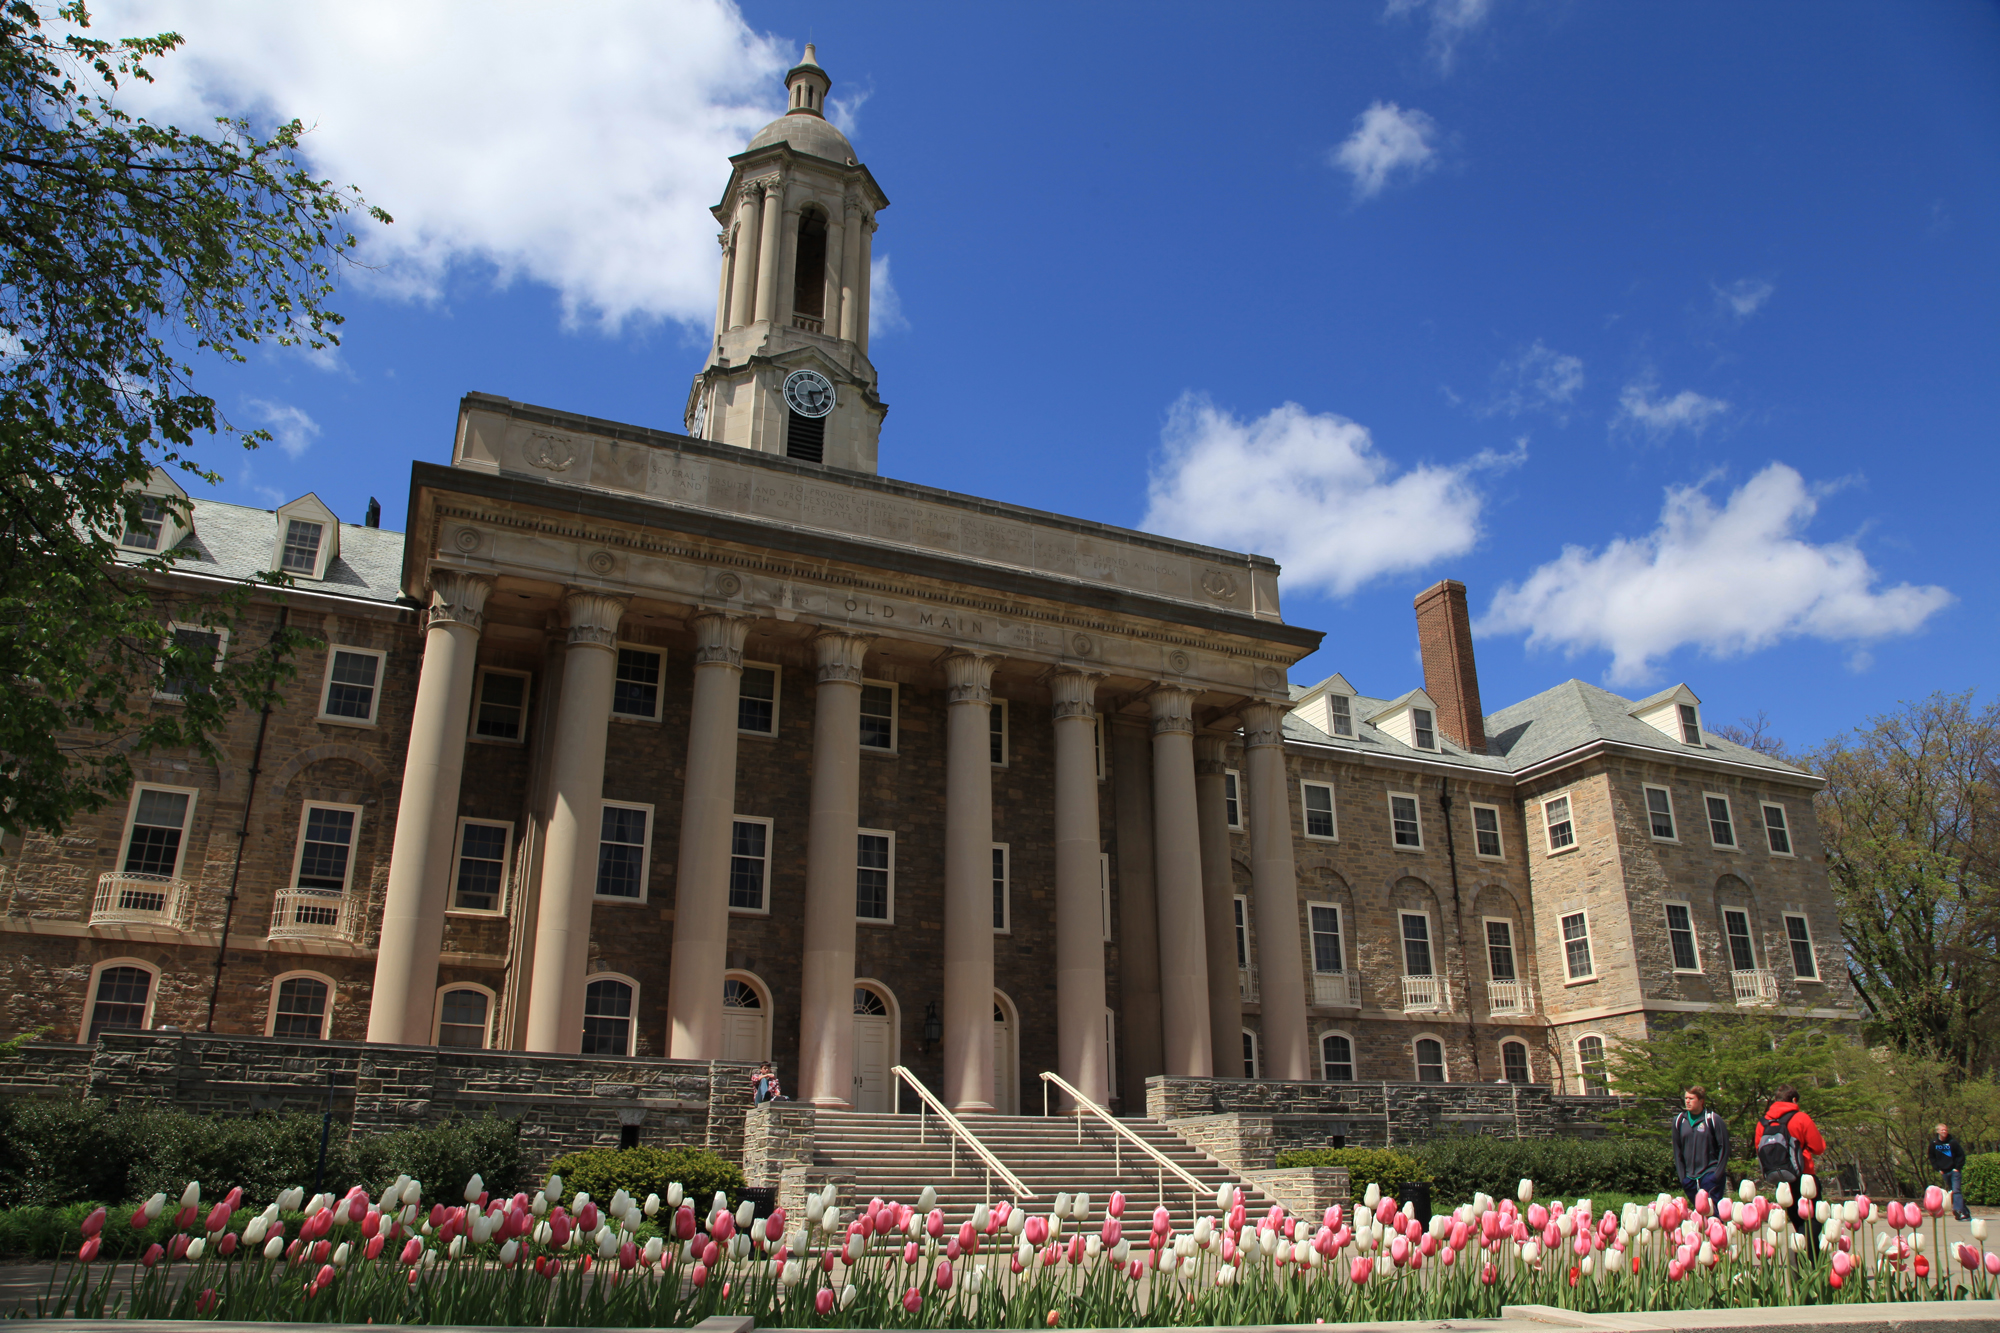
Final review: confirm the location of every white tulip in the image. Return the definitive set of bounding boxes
[1007,1209,1026,1237]
[143,1193,167,1221]
[1073,1192,1091,1220]
[712,1190,728,1217]
[499,1239,520,1266]
[1258,1229,1278,1257]
[736,1199,755,1229]
[1739,1179,1756,1202]
[303,1195,326,1220]
[186,1237,206,1261]
[423,1249,437,1268]
[1518,1179,1534,1204]
[1192,1216,1213,1244]
[597,1230,618,1260]
[333,1241,350,1267]
[545,1174,563,1200]
[533,1222,550,1245]
[1697,1241,1713,1267]
[642,1237,663,1265]
[839,1284,857,1309]
[1216,1263,1237,1286]
[1815,1201,1830,1223]
[1086,1234,1103,1259]
[1112,1238,1130,1264]
[406,1181,422,1205]
[1911,1230,1927,1253]
[1800,1174,1817,1200]
[1973,1219,1989,1241]
[1775,1183,1794,1208]
[666,1182,683,1209]
[531,1194,548,1217]
[181,1182,201,1209]
[1217,1182,1236,1211]
[1556,1213,1575,1238]
[264,1236,284,1261]
[464,1174,485,1204]
[965,1266,983,1294]
[806,1194,824,1224]
[1580,1253,1595,1276]
[846,1233,864,1263]
[1521,1241,1541,1265]
[1016,1237,1033,1266]
[1842,1201,1859,1224]
[782,1259,803,1286]
[244,1217,270,1246]
[643,1193,660,1218]
[1790,1234,1807,1254]
[1363,1183,1381,1209]
[447,1235,464,1259]
[972,1203,989,1233]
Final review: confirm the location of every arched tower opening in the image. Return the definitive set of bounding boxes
[794,207,828,324]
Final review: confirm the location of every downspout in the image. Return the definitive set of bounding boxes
[206,606,286,1032]
[1437,777,1482,1079]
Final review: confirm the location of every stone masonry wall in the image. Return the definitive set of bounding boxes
[1146,1075,1560,1154]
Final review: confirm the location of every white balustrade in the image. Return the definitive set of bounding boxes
[1400,973,1450,1014]
[269,887,362,944]
[1311,971,1358,1007]
[1487,979,1533,1016]
[90,873,192,928]
[1731,969,1779,1006]
[1238,966,1259,1003]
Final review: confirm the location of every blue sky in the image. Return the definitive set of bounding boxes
[105,0,1998,753]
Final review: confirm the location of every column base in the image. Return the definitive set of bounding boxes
[950,1099,997,1114]
[811,1095,853,1110]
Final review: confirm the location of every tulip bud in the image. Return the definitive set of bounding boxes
[264,1236,284,1260]
[736,1198,755,1229]
[181,1182,201,1209]
[186,1237,206,1261]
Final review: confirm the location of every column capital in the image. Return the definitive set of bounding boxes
[427,570,493,632]
[812,628,873,684]
[1193,732,1230,774]
[759,174,787,200]
[843,190,863,216]
[690,610,752,669]
[1241,700,1292,749]
[1149,686,1199,736]
[563,588,627,650]
[942,649,998,705]
[1047,668,1102,721]
[738,179,769,206]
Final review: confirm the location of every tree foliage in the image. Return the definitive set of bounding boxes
[0,2,385,835]
[1601,1010,1872,1145]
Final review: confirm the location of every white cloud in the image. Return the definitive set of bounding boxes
[1332,102,1441,200]
[869,255,906,337]
[1142,394,1514,598]
[96,0,794,331]
[1385,0,1492,74]
[1613,376,1729,441]
[1714,277,1775,319]
[244,399,321,459]
[1480,464,1953,684]
[1486,340,1583,421]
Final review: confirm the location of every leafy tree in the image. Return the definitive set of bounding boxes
[0,2,385,836]
[1601,1011,1872,1147]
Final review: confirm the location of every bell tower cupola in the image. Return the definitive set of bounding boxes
[685,44,889,474]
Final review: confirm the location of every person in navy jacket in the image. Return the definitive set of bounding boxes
[1929,1122,1972,1222]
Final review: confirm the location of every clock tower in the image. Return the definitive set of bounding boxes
[685,45,890,475]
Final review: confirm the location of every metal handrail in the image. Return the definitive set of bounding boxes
[888,1065,1035,1203]
[1039,1069,1208,1216]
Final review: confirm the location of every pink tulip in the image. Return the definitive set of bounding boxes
[1986,1252,2000,1276]
[1420,1233,1438,1257]
[346,1196,366,1224]
[1024,1215,1048,1246]
[702,1240,720,1267]
[1229,1201,1246,1232]
[899,1240,916,1266]
[216,1232,237,1258]
[1442,1243,1457,1267]
[579,1202,600,1233]
[1108,1191,1126,1218]
[1389,1235,1410,1266]
[1221,1235,1237,1263]
[935,1257,954,1290]
[195,1288,217,1314]
[1542,1222,1559,1249]
[902,1286,922,1313]
[991,1202,1010,1233]
[1829,1271,1844,1289]
[128,1205,149,1230]
[1153,1205,1171,1234]
[691,1262,708,1287]
[173,1205,197,1232]
[1854,1195,1872,1220]
[1958,1243,1979,1272]
[822,1248,837,1273]
[619,1241,637,1271]
[1481,1212,1501,1243]
[360,1210,380,1239]
[1376,1198,1396,1226]
[1068,1234,1085,1265]
[1886,1201,1905,1229]
[285,1239,302,1264]
[1101,1217,1122,1247]
[1324,1204,1342,1229]
[927,1208,945,1239]
[315,1263,335,1292]
[169,1234,191,1262]
[768,1206,786,1235]
[958,1221,977,1251]
[1350,1256,1372,1284]
[77,1237,101,1264]
[141,1243,163,1269]
[1527,1203,1547,1230]
[1693,1189,1710,1217]
[1924,1186,1946,1217]
[1667,1258,1684,1281]
[675,1206,696,1241]
[550,1214,570,1246]
[815,1288,835,1316]
[1481,1261,1497,1285]
[400,1237,424,1265]
[80,1206,107,1239]
[364,1235,384,1261]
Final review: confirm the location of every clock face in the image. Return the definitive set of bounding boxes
[783,369,835,418]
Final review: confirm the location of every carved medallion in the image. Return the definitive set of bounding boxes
[1069,633,1094,657]
[526,431,576,472]
[1259,665,1284,691]
[452,527,481,553]
[1200,569,1239,602]
[716,572,743,598]
[1167,649,1192,674]
[586,550,616,576]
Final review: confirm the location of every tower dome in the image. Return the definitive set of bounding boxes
[746,44,854,163]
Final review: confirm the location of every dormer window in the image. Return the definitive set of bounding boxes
[1677,703,1701,746]
[1328,694,1353,737]
[122,499,165,550]
[1412,707,1436,751]
[281,519,323,573]
[117,468,192,555]
[272,494,340,580]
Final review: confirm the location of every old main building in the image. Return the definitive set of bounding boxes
[0,48,1856,1113]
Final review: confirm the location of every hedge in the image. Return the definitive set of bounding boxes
[1965,1153,2000,1207]
[1408,1136,1675,1205]
[1271,1148,1431,1193]
[544,1146,744,1210]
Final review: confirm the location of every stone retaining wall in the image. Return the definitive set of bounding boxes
[1146,1075,1560,1146]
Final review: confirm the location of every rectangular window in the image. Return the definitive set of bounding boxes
[1242,1030,1259,1079]
[1723,909,1757,971]
[991,843,1009,932]
[1665,901,1700,971]
[1543,794,1576,853]
[1762,803,1792,855]
[1784,914,1818,980]
[1400,912,1433,977]
[989,699,1007,766]
[122,498,164,550]
[611,647,663,720]
[119,786,195,881]
[1411,707,1436,751]
[451,819,512,913]
[1233,895,1249,969]
[157,624,225,700]
[1485,919,1516,981]
[1302,781,1337,839]
[1322,1032,1354,1081]
[856,829,894,922]
[1471,803,1503,858]
[1502,1041,1530,1084]
[1328,694,1353,737]
[88,966,153,1042]
[1705,793,1736,848]
[293,804,359,892]
[319,647,384,724]
[1645,786,1677,841]
[1309,904,1343,974]
[281,519,324,574]
[594,802,651,901]
[473,668,530,742]
[1678,703,1701,746]
[1389,792,1423,849]
[859,682,897,751]
[1561,911,1594,981]
[1099,853,1112,942]
[729,817,772,912]
[738,664,780,734]
[1093,715,1105,781]
[1223,770,1242,829]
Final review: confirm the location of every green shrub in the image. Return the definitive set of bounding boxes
[1406,1135,1675,1205]
[1272,1147,1431,1193]
[348,1116,525,1200]
[545,1146,744,1210]
[1964,1153,2000,1207]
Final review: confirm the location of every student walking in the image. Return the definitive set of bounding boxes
[1672,1084,1731,1205]
[1757,1084,1828,1254]
[1930,1122,1972,1222]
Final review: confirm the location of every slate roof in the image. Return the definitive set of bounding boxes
[115,497,408,605]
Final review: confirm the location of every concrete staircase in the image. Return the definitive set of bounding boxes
[805,1110,1274,1223]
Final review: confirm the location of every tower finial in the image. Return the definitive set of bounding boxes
[784,44,831,117]
[802,42,817,66]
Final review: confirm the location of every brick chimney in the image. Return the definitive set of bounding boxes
[1414,579,1486,753]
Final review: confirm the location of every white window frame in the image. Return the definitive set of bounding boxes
[1481,915,1518,983]
[1098,853,1112,942]
[266,970,336,1039]
[1761,802,1794,857]
[1412,1033,1449,1083]
[738,661,782,737]
[1399,909,1436,977]
[989,698,1008,767]
[1470,802,1504,859]
[610,643,665,723]
[1300,779,1338,841]
[593,799,655,904]
[155,622,229,701]
[1560,909,1596,983]
[1233,893,1251,970]
[470,667,532,745]
[1499,1039,1532,1084]
[1241,1028,1261,1080]
[1327,694,1354,738]
[317,645,386,727]
[1306,901,1344,975]
[1223,769,1243,830]
[1093,715,1105,782]
[433,982,497,1049]
[856,826,895,924]
[1542,792,1577,855]
[859,679,899,753]
[1703,791,1738,850]
[1576,1033,1612,1095]
[1320,1029,1357,1081]
[1663,898,1702,973]
[80,958,160,1043]
[991,841,1010,934]
[1643,784,1678,843]
[581,972,639,1058]
[1721,907,1759,972]
[291,801,362,894]
[1677,703,1702,746]
[1387,791,1424,851]
[728,815,774,916]
[115,783,200,882]
[449,816,513,916]
[1410,707,1437,751]
[1782,913,1820,982]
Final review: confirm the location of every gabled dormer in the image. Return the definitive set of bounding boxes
[1368,688,1443,752]
[118,468,192,554]
[273,493,339,581]
[1292,672,1359,739]
[1630,684,1704,747]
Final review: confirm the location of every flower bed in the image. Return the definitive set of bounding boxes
[26,1170,2000,1325]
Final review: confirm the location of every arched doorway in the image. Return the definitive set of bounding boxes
[721,974,769,1063]
[851,983,895,1112]
[992,992,1019,1115]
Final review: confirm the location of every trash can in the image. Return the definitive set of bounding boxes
[738,1186,777,1220]
[1388,1181,1432,1227]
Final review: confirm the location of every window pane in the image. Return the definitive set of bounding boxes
[857,833,890,920]
[1502,1042,1529,1084]
[160,628,221,698]
[859,685,894,749]
[88,966,152,1041]
[1786,917,1817,978]
[454,823,509,911]
[1473,806,1501,857]
[1545,796,1575,851]
[1304,785,1335,838]
[1706,796,1735,846]
[992,846,1007,929]
[1233,898,1247,969]
[1579,1035,1609,1095]
[475,672,527,740]
[1666,903,1698,970]
[123,499,163,550]
[1678,704,1701,745]
[281,519,323,573]
[1391,795,1421,847]
[124,790,190,876]
[1412,709,1435,750]
[1724,910,1756,970]
[1310,905,1342,973]
[1328,695,1352,737]
[1561,912,1592,979]
[612,649,661,718]
[989,702,1005,765]
[1485,920,1515,981]
[738,666,777,733]
[1415,1038,1444,1083]
[324,650,380,719]
[437,989,489,1048]
[1765,805,1791,854]
[1241,1031,1257,1078]
[728,820,767,910]
[1646,788,1676,839]
[273,976,329,1039]
[297,807,355,890]
[596,806,647,898]
[1401,915,1432,976]
[1322,1034,1353,1081]
[581,979,632,1055]
[1223,773,1239,827]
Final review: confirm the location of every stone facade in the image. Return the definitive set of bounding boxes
[1146,1076,1561,1157]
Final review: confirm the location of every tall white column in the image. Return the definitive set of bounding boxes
[838,193,864,344]
[797,630,871,1106]
[728,184,762,332]
[1052,669,1109,1107]
[942,650,998,1112]
[368,571,491,1045]
[666,612,751,1059]
[1150,687,1213,1077]
[1108,716,1164,1089]
[1244,702,1310,1080]
[753,178,785,326]
[855,215,875,357]
[522,589,627,1053]
[1193,733,1242,1081]
[774,198,801,325]
[822,208,846,335]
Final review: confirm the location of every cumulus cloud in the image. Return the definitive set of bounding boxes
[1714,277,1775,320]
[245,399,321,459]
[95,0,794,331]
[1480,464,1953,684]
[869,256,907,337]
[1613,376,1729,441]
[1486,340,1583,421]
[1332,102,1441,200]
[1142,394,1515,598]
[1385,0,1492,74]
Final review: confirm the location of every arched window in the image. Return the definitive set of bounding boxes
[269,973,333,1039]
[1241,1028,1260,1079]
[583,976,636,1056]
[724,978,761,1010]
[85,961,156,1042]
[1577,1034,1610,1096]
[853,986,887,1016]
[722,973,771,1063]
[793,210,828,319]
[1413,1036,1446,1083]
[1500,1039,1531,1083]
[1321,1032,1354,1082]
[435,986,494,1049]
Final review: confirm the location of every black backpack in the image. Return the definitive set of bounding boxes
[1756,1109,1803,1185]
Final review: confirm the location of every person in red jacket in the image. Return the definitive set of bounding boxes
[1764,1084,1828,1253]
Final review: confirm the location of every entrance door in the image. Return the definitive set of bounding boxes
[852,987,891,1112]
[721,978,766,1063]
[992,998,1017,1115]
